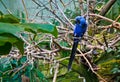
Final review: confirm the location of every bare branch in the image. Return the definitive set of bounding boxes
[99,0,116,16]
[32,0,65,25]
[53,63,59,82]
[89,13,120,30]
[12,61,29,76]
[0,0,12,14]
[89,13,115,22]
[109,36,120,47]
[19,33,30,45]
[52,0,74,28]
[78,49,107,82]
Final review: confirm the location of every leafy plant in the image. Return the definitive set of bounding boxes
[0,14,58,55]
[0,0,120,82]
[0,13,58,81]
[0,56,48,82]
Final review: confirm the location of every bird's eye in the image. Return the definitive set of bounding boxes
[75,20,80,24]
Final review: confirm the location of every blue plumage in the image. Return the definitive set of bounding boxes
[68,16,87,71]
[74,16,87,37]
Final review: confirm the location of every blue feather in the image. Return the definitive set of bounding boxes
[68,16,87,71]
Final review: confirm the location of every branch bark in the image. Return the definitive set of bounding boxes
[53,63,59,82]
[89,13,120,30]
[99,0,117,16]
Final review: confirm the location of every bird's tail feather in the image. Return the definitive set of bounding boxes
[68,40,79,71]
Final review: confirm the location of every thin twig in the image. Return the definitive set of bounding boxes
[36,15,64,27]
[32,0,65,25]
[89,13,115,22]
[109,37,120,47]
[53,63,59,82]
[53,0,74,29]
[19,33,30,45]
[78,49,107,82]
[89,13,120,30]
[57,49,92,62]
[12,61,29,77]
[78,0,84,15]
[115,14,120,21]
[0,0,12,14]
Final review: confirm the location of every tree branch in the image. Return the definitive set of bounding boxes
[109,36,120,47]
[53,63,59,82]
[89,13,120,30]
[99,0,116,16]
[0,0,12,14]
[32,0,64,24]
[78,49,107,82]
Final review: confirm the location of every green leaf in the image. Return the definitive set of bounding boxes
[0,22,58,55]
[34,69,44,78]
[38,41,51,50]
[25,65,32,78]
[12,72,20,80]
[0,22,58,38]
[59,41,69,47]
[0,23,24,54]
[0,33,24,55]
[16,10,26,23]
[0,35,17,45]
[0,57,12,72]
[19,56,27,65]
[14,39,24,55]
[11,59,18,67]
[34,68,48,82]
[0,42,12,55]
[107,48,114,53]
[59,41,70,57]
[51,19,60,26]
[61,60,99,82]
[21,12,26,23]
[19,23,58,38]
[111,68,120,74]
[106,0,120,21]
[0,22,24,37]
[0,11,3,15]
[0,14,20,23]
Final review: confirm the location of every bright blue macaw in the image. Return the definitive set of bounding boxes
[68,16,87,71]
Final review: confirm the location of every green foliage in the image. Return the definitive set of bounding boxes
[51,19,60,26]
[97,0,120,26]
[76,64,99,82]
[0,14,58,55]
[0,12,58,81]
[38,41,51,50]
[0,22,24,54]
[0,57,12,73]
[64,8,81,19]
[96,45,120,81]
[0,0,120,82]
[0,56,48,82]
[95,47,120,64]
[20,23,58,38]
[60,60,99,82]
[0,14,20,23]
[106,0,120,21]
[0,42,12,55]
[59,41,70,57]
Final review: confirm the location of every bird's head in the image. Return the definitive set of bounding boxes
[75,16,86,25]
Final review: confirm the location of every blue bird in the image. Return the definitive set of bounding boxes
[68,16,87,71]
